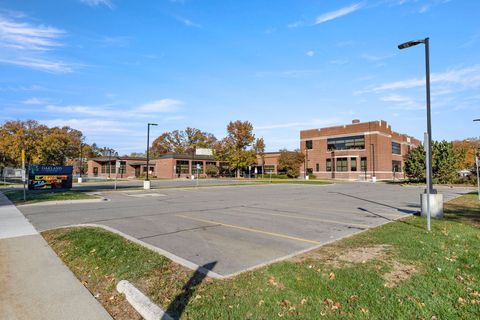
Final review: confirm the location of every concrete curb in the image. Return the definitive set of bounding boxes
[17,193,109,207]
[117,280,172,320]
[44,223,224,279]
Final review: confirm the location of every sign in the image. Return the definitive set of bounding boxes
[196,164,201,169]
[195,148,213,156]
[28,165,73,190]
[21,150,25,162]
[116,161,121,169]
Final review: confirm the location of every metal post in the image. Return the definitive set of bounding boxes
[476,154,480,201]
[304,148,307,179]
[108,149,111,179]
[21,149,26,202]
[146,124,150,181]
[425,38,434,194]
[425,132,431,231]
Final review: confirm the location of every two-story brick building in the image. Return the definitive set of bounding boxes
[300,119,420,180]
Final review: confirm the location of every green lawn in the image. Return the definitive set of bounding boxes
[4,190,96,205]
[43,193,480,319]
[259,179,331,185]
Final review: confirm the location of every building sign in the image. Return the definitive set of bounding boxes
[195,148,213,156]
[28,165,73,190]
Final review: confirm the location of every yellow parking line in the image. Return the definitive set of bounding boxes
[225,209,371,229]
[176,214,322,245]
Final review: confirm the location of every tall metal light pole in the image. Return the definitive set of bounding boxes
[473,119,480,200]
[398,38,433,194]
[145,123,158,184]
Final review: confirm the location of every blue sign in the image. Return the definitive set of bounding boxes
[28,165,73,190]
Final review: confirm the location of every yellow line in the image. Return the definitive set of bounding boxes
[175,214,322,245]
[219,209,371,229]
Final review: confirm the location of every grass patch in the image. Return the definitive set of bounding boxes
[43,193,480,319]
[3,190,95,205]
[262,179,331,185]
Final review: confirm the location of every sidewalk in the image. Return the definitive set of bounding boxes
[0,193,112,320]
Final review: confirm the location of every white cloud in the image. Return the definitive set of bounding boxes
[315,3,363,25]
[175,16,201,28]
[256,118,340,130]
[23,97,47,105]
[45,105,116,117]
[371,66,480,92]
[287,21,304,28]
[43,118,134,136]
[0,14,75,73]
[0,16,64,51]
[79,0,114,9]
[306,50,315,57]
[0,57,74,73]
[135,99,182,113]
[380,94,423,110]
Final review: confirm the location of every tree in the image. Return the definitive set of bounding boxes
[215,121,257,177]
[405,141,458,183]
[254,137,266,173]
[150,127,217,157]
[0,120,89,167]
[277,150,304,178]
[205,164,219,177]
[452,138,480,170]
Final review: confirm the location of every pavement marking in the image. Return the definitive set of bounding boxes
[176,214,322,245]
[208,208,371,229]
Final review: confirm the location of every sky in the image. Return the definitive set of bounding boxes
[0,0,479,154]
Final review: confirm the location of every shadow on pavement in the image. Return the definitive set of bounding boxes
[164,261,217,320]
[331,192,419,215]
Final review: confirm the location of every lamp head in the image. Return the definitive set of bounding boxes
[398,39,425,50]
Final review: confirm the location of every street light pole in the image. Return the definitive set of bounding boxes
[473,119,480,200]
[398,37,433,193]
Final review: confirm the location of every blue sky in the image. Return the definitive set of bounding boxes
[0,0,478,154]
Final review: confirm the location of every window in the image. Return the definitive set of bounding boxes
[119,161,126,174]
[326,159,332,172]
[327,135,365,150]
[206,161,216,167]
[392,160,402,172]
[305,140,313,150]
[316,163,319,172]
[361,157,367,172]
[101,163,115,174]
[176,160,189,174]
[336,157,348,172]
[392,141,401,155]
[192,161,204,174]
[307,168,313,174]
[264,165,275,173]
[351,158,357,171]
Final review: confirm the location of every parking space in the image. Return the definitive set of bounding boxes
[18,182,471,277]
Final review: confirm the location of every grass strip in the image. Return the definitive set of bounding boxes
[3,190,95,205]
[43,193,480,319]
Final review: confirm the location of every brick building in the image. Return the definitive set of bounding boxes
[152,154,225,179]
[87,156,152,179]
[300,120,420,180]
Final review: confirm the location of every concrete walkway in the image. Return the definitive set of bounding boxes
[0,193,112,320]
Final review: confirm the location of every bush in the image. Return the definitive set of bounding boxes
[258,173,289,179]
[205,164,219,177]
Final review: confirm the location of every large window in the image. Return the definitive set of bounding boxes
[336,157,348,172]
[392,141,401,155]
[101,162,115,174]
[176,160,189,174]
[351,158,357,171]
[327,135,365,150]
[392,160,402,172]
[118,161,126,174]
[264,165,275,173]
[326,159,332,172]
[192,161,204,174]
[305,140,313,150]
[361,157,367,172]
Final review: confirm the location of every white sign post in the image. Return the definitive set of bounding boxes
[21,149,26,202]
[115,161,120,190]
[196,164,200,186]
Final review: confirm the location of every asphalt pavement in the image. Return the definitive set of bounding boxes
[18,182,471,277]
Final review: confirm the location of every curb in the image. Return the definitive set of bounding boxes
[17,193,109,207]
[44,223,224,279]
[117,280,172,320]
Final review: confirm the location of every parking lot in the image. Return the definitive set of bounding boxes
[19,182,470,277]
